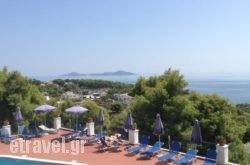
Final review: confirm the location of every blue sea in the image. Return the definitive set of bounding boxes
[187,79,250,104]
[32,75,250,104]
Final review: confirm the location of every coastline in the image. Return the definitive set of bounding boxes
[29,75,250,104]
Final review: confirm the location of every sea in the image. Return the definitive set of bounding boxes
[31,74,250,105]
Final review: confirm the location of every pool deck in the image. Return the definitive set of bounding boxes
[0,129,205,165]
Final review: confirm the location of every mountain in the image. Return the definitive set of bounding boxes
[62,72,86,76]
[62,70,136,76]
[91,70,136,76]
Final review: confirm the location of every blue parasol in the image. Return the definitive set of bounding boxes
[65,106,89,131]
[34,104,56,125]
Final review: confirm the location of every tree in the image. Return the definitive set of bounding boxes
[130,69,249,163]
[110,102,124,113]
[0,67,45,125]
[159,69,188,97]
[82,100,110,133]
[131,69,189,138]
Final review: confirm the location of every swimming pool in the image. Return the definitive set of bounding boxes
[0,155,87,165]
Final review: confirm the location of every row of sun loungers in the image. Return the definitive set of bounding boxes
[157,142,216,165]
[1,126,217,165]
[126,138,197,164]
[58,127,216,165]
[125,137,216,165]
[0,124,59,143]
[58,129,216,165]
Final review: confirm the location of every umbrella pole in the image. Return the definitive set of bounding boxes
[16,123,19,134]
[159,135,161,147]
[194,143,197,165]
[168,135,171,150]
[76,116,78,132]
[35,114,37,128]
[44,114,46,126]
[101,126,103,137]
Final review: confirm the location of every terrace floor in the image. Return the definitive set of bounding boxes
[0,129,205,165]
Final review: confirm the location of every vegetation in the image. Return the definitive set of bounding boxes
[130,68,250,163]
[1,66,250,163]
[0,67,45,126]
[52,78,133,93]
[29,78,133,100]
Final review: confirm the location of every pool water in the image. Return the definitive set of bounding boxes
[1,157,61,165]
[0,155,86,165]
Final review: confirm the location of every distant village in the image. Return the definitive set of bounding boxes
[40,79,134,106]
[59,91,133,105]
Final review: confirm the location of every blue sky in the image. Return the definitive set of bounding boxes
[1,0,250,79]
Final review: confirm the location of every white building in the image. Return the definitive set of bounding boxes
[114,93,133,104]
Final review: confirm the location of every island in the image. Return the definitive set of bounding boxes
[61,70,136,76]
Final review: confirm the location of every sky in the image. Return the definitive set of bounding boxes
[1,0,250,79]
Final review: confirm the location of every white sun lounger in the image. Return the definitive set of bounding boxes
[38,125,58,134]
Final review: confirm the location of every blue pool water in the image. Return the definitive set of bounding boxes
[0,157,65,165]
[0,156,84,165]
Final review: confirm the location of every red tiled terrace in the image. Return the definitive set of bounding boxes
[0,129,205,165]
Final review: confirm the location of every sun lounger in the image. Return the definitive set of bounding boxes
[98,137,121,152]
[68,128,88,141]
[1,135,16,143]
[158,141,181,162]
[126,135,150,153]
[61,127,88,142]
[30,127,45,137]
[75,127,88,138]
[61,132,79,142]
[38,125,58,134]
[21,128,36,140]
[80,131,107,143]
[174,148,198,165]
[201,148,217,165]
[98,137,109,151]
[139,141,164,158]
[0,131,4,141]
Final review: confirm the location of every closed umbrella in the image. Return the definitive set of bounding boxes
[34,104,56,125]
[65,106,89,131]
[153,113,164,145]
[14,107,24,134]
[97,109,104,136]
[14,107,23,125]
[191,119,202,165]
[191,119,202,149]
[124,110,133,131]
